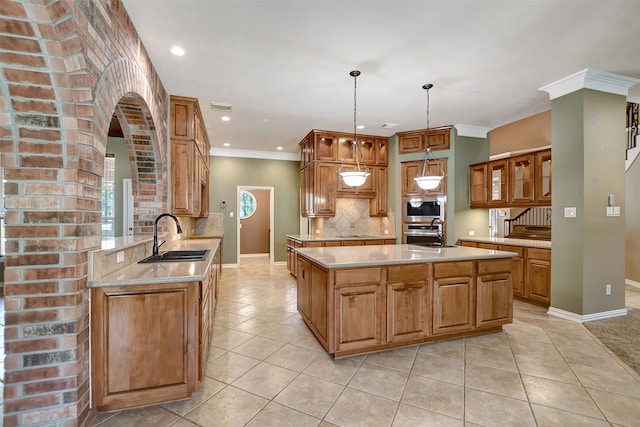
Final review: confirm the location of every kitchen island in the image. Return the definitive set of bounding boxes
[88,237,221,412]
[295,244,516,358]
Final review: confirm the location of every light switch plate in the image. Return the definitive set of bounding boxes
[564,207,576,218]
[613,206,621,216]
[606,206,614,217]
[116,251,124,263]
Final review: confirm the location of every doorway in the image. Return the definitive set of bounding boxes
[237,186,274,264]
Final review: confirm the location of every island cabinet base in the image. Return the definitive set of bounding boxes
[297,256,513,358]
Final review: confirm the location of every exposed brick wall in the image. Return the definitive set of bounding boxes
[0,0,169,425]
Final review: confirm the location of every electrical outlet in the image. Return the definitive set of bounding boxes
[468,230,475,236]
[564,207,577,218]
[229,211,234,218]
[116,251,124,264]
[605,284,612,295]
[384,229,389,235]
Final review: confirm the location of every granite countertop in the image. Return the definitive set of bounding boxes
[287,234,397,242]
[458,236,551,249]
[89,238,221,288]
[296,244,516,269]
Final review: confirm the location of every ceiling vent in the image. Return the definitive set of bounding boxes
[210,102,232,112]
[381,122,399,129]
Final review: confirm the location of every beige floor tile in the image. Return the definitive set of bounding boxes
[184,386,267,426]
[204,351,260,384]
[233,303,273,317]
[401,375,464,419]
[265,343,322,371]
[231,362,298,399]
[168,419,198,427]
[521,375,605,419]
[280,313,308,329]
[289,330,327,351]
[465,363,527,400]
[324,387,398,427]
[417,338,465,360]
[231,336,285,360]
[214,300,249,313]
[392,403,463,427]
[502,322,551,343]
[554,340,624,369]
[259,323,306,342]
[256,308,298,323]
[95,405,179,427]
[411,352,464,385]
[464,388,536,427]
[274,373,345,419]
[348,362,409,401]
[161,376,225,416]
[245,402,321,427]
[303,352,364,385]
[514,353,580,384]
[531,404,611,427]
[231,317,278,335]
[206,345,227,363]
[465,344,517,372]
[210,328,254,350]
[507,336,563,360]
[212,311,251,328]
[364,348,417,373]
[570,362,640,397]
[464,331,510,351]
[587,387,640,426]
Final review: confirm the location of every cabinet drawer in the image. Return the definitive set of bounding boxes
[477,243,499,250]
[335,268,382,286]
[477,258,512,275]
[433,261,474,278]
[527,247,551,261]
[387,264,428,283]
[498,245,524,257]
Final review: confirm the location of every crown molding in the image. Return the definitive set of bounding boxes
[210,147,299,161]
[454,124,491,138]
[539,68,640,100]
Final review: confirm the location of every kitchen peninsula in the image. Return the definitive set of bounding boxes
[295,244,516,358]
[88,238,222,412]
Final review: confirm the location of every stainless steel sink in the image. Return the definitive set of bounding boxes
[138,249,209,263]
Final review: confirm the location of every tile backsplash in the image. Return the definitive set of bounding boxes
[311,198,395,237]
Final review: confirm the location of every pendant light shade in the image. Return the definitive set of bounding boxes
[414,83,446,190]
[338,70,370,188]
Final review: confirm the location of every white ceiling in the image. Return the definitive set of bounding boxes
[121,0,640,158]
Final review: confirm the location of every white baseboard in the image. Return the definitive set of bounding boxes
[548,306,628,323]
[274,261,287,266]
[222,263,238,269]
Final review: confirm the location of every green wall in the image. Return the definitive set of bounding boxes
[551,89,627,315]
[210,156,300,264]
[106,137,132,237]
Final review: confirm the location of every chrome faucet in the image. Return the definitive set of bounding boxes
[153,213,183,255]
[430,217,445,246]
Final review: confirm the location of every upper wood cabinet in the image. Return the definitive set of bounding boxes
[397,126,452,154]
[170,96,210,217]
[370,167,388,217]
[401,159,447,198]
[300,130,388,167]
[468,148,551,208]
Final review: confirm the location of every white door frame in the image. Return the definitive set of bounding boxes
[237,185,274,264]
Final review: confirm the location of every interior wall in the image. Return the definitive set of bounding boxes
[210,156,299,264]
[489,110,551,155]
[551,89,627,315]
[626,154,640,283]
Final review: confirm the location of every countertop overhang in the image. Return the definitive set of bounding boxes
[287,234,397,242]
[458,236,551,249]
[89,238,221,288]
[295,244,516,269]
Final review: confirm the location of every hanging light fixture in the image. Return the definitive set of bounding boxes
[337,70,370,188]
[414,83,446,191]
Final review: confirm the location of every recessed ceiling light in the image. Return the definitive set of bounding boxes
[170,46,185,56]
[223,143,230,147]
[276,146,283,151]
[221,116,231,122]
[357,125,365,130]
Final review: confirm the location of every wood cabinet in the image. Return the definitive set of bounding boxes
[397,126,452,154]
[468,148,551,208]
[199,250,219,379]
[336,165,375,196]
[91,281,199,411]
[509,153,535,205]
[476,259,513,328]
[401,159,447,198]
[297,257,312,320]
[300,163,336,217]
[386,264,430,343]
[525,247,551,304]
[334,268,384,353]
[432,261,475,335]
[170,96,210,217]
[535,149,552,204]
[499,245,524,297]
[370,167,388,216]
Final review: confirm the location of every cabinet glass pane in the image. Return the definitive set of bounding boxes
[513,159,532,199]
[541,159,551,198]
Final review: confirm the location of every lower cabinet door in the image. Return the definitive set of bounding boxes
[310,265,328,343]
[477,272,513,328]
[386,264,430,343]
[432,276,474,335]
[297,258,312,320]
[335,284,383,352]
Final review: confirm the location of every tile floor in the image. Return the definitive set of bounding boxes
[89,255,640,426]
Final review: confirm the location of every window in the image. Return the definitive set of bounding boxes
[102,154,115,238]
[240,190,257,219]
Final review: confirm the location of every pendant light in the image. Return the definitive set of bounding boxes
[337,70,370,188]
[414,83,446,191]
